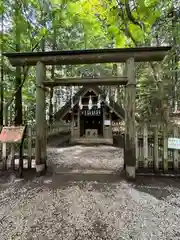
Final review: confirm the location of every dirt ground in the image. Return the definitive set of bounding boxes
[1,145,180,240]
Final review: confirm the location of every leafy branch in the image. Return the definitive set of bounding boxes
[5,38,45,109]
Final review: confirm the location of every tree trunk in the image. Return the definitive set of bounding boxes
[172,2,178,111]
[49,22,56,124]
[14,1,22,125]
[40,7,46,52]
[0,5,4,125]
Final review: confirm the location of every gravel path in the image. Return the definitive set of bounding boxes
[0,145,180,239]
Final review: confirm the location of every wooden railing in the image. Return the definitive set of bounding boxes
[136,123,180,173]
[113,122,180,173]
[0,122,70,170]
[1,121,180,174]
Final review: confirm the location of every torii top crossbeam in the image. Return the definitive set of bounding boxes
[3,46,171,66]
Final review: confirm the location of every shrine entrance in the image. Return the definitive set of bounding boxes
[3,46,171,179]
[80,112,103,138]
[79,89,103,138]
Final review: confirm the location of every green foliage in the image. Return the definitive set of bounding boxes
[0,0,179,123]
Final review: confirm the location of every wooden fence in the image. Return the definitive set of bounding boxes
[136,123,180,173]
[1,121,180,174]
[0,122,70,170]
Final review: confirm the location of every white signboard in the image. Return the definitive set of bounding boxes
[168,138,180,150]
[104,120,111,126]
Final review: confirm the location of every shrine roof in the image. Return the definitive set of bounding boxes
[55,86,125,120]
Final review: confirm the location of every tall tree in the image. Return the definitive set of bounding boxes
[14,0,22,125]
[171,0,179,111]
[0,1,4,125]
[49,10,57,124]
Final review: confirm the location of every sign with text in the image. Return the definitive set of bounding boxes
[104,120,111,126]
[168,137,180,150]
[81,109,101,116]
[0,126,26,143]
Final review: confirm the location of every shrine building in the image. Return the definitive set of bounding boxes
[54,86,125,144]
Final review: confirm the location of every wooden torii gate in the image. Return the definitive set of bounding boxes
[3,46,171,179]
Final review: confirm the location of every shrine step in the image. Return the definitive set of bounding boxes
[71,138,113,145]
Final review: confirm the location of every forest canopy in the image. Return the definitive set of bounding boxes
[0,0,179,125]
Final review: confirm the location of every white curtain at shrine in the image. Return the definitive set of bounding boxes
[88,95,93,110]
[79,96,83,110]
[97,94,101,109]
[105,90,110,105]
[114,88,118,103]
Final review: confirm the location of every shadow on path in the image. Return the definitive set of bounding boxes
[133,175,180,200]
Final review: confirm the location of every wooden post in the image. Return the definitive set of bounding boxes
[10,144,15,170]
[135,127,138,169]
[154,126,159,172]
[49,87,53,124]
[71,110,74,139]
[102,106,105,137]
[28,126,32,169]
[124,58,136,179]
[2,104,8,170]
[9,105,13,125]
[77,108,80,138]
[143,124,148,168]
[163,124,168,172]
[109,111,112,138]
[19,140,23,177]
[35,61,46,175]
[173,125,179,171]
[163,105,169,173]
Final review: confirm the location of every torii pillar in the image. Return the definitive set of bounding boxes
[35,61,47,175]
[124,57,136,179]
